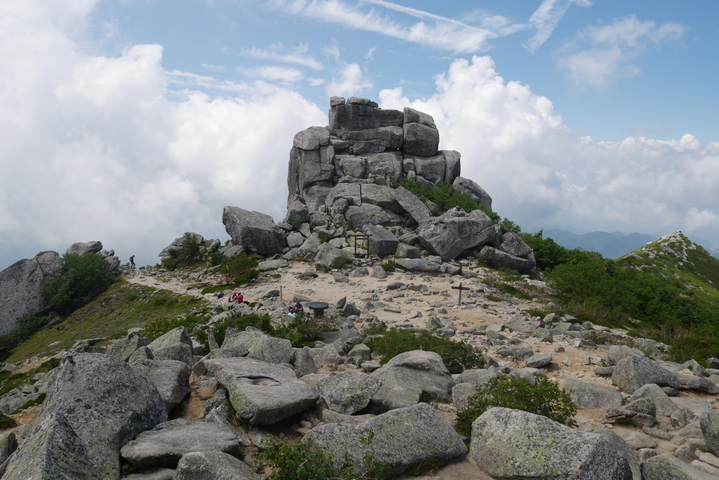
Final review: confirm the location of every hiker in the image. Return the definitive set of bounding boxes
[230,292,238,303]
[538,317,546,328]
[288,306,296,317]
[236,293,244,304]
[294,301,304,313]
[129,255,136,269]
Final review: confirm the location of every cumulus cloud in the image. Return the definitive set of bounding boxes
[558,15,687,87]
[379,56,719,244]
[0,1,326,270]
[326,63,373,97]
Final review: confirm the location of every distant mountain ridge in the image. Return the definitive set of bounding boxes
[541,229,655,259]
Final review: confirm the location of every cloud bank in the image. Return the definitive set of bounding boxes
[1,2,717,271]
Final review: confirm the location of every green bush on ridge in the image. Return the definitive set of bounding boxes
[455,375,577,436]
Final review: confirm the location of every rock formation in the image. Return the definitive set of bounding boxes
[0,241,119,335]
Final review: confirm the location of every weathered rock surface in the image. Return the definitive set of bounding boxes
[120,419,240,470]
[370,350,454,411]
[418,207,495,261]
[315,370,382,415]
[147,326,195,367]
[2,412,97,480]
[201,357,318,425]
[642,453,719,479]
[470,407,636,479]
[174,451,262,480]
[564,378,624,409]
[11,353,167,480]
[0,251,63,335]
[303,403,467,478]
[222,206,286,256]
[108,331,152,362]
[130,359,191,412]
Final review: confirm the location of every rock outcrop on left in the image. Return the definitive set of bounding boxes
[0,251,62,335]
[0,240,120,335]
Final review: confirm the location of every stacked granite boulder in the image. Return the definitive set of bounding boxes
[279,97,536,273]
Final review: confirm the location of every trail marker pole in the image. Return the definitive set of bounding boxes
[451,283,467,305]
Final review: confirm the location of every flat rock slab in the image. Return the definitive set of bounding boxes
[564,378,624,409]
[120,419,240,470]
[174,451,262,480]
[202,357,318,425]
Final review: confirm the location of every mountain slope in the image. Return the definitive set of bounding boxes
[618,231,719,300]
[542,229,655,259]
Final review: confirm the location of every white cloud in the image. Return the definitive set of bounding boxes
[274,0,496,53]
[558,15,687,87]
[0,1,326,270]
[239,46,324,70]
[326,63,373,98]
[687,208,719,230]
[323,44,341,62]
[525,0,592,53]
[379,56,719,243]
[240,66,304,84]
[201,63,225,72]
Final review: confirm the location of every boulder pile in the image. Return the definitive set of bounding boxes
[219,97,537,275]
[3,312,719,479]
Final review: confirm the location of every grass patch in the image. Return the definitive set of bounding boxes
[3,282,208,364]
[400,178,497,218]
[0,357,61,397]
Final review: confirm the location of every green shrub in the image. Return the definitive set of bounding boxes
[330,254,352,270]
[364,328,485,373]
[381,261,396,272]
[143,314,206,341]
[41,252,117,315]
[400,178,497,218]
[258,435,386,480]
[216,254,259,284]
[0,314,54,360]
[456,375,577,435]
[500,218,522,234]
[274,315,336,348]
[209,312,274,346]
[0,412,17,429]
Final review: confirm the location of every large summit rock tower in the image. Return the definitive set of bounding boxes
[286,96,477,229]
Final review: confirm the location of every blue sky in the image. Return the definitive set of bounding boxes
[1,0,718,270]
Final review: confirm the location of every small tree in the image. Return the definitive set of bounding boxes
[41,253,117,315]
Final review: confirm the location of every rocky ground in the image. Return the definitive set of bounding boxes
[118,259,719,479]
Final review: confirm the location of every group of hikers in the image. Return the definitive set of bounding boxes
[288,301,304,316]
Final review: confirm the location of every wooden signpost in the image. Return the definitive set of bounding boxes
[451,283,467,305]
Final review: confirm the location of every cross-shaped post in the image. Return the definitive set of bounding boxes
[451,283,467,306]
